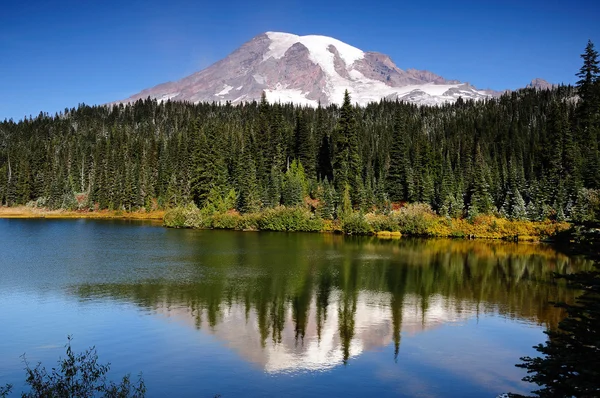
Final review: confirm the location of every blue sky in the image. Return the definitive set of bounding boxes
[1,0,599,121]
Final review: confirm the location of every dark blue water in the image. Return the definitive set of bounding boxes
[0,219,586,397]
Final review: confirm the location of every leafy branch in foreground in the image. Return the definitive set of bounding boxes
[0,384,12,398]
[9,336,145,398]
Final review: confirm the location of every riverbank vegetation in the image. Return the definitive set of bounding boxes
[1,41,599,238]
[163,202,570,240]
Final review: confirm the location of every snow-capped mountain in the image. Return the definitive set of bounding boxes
[119,32,500,107]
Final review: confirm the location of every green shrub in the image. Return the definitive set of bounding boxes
[163,203,204,228]
[342,213,372,235]
[163,207,187,228]
[258,206,322,232]
[211,212,241,229]
[238,213,261,230]
[364,213,399,232]
[185,208,210,229]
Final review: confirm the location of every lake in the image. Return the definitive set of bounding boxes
[0,219,588,397]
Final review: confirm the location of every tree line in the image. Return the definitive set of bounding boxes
[1,41,599,222]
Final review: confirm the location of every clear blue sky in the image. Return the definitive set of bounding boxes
[1,0,599,121]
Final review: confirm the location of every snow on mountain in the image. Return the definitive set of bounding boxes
[118,32,504,107]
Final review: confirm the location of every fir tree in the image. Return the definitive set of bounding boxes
[576,40,600,113]
[386,107,408,202]
[333,90,361,207]
[294,111,315,179]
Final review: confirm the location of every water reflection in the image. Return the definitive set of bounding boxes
[72,235,588,373]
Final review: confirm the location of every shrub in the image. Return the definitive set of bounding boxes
[211,211,241,229]
[364,213,399,232]
[9,336,145,398]
[163,207,186,228]
[185,208,210,229]
[258,206,322,232]
[342,212,372,235]
[26,197,48,209]
[238,213,261,231]
[392,203,435,235]
[163,203,203,228]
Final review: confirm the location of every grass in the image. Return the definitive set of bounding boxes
[0,206,165,220]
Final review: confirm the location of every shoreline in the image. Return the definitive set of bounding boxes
[0,206,165,221]
[1,206,570,242]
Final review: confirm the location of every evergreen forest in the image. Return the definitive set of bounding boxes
[1,41,599,227]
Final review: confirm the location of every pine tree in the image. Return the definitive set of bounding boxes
[294,111,315,179]
[282,160,307,206]
[576,40,600,189]
[333,91,361,208]
[236,141,261,213]
[576,40,600,112]
[467,145,494,217]
[386,107,408,202]
[316,179,336,219]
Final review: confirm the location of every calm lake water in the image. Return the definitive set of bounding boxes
[0,219,589,397]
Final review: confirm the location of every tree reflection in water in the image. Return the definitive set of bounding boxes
[73,237,590,372]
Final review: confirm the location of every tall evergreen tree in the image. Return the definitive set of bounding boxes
[333,90,361,207]
[386,106,408,202]
[294,111,315,179]
[576,40,600,113]
[576,40,600,188]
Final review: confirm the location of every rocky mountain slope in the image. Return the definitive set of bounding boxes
[119,32,517,107]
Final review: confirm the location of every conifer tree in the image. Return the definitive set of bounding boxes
[576,40,600,188]
[294,111,315,179]
[576,40,600,115]
[386,107,408,202]
[237,145,261,213]
[282,160,307,206]
[333,91,361,207]
[467,145,494,217]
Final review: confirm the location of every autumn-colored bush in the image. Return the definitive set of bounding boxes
[391,203,436,236]
[163,202,570,241]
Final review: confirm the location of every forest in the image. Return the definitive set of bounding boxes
[1,42,599,231]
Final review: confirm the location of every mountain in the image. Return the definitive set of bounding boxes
[526,78,556,90]
[119,32,504,107]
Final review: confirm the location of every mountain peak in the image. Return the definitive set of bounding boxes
[527,78,555,90]
[263,32,365,66]
[119,32,495,107]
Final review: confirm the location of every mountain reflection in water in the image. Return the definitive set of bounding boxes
[72,233,588,373]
